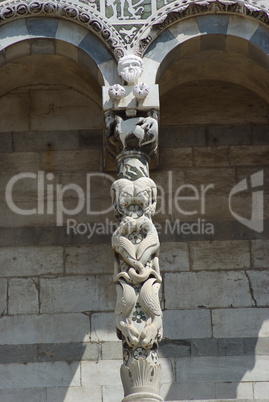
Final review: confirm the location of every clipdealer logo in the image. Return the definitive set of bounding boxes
[4,170,264,234]
[229,170,264,233]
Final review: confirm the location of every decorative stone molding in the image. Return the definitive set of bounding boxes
[0,0,126,59]
[1,1,268,60]
[133,0,269,56]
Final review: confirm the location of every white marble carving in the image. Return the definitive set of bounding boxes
[108,84,126,100]
[106,110,158,154]
[118,55,144,84]
[133,83,150,100]
[111,154,163,400]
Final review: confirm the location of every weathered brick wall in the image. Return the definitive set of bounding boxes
[0,66,268,402]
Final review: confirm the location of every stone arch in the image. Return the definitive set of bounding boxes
[0,0,126,60]
[140,13,269,103]
[135,0,269,57]
[0,16,122,88]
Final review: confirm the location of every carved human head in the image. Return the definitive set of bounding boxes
[117,55,143,84]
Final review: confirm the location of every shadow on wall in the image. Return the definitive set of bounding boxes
[162,318,269,400]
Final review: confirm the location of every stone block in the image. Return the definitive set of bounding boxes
[79,129,103,149]
[200,34,226,52]
[5,41,31,63]
[226,35,249,55]
[0,151,39,173]
[193,147,230,167]
[0,246,63,276]
[161,381,215,401]
[13,130,79,152]
[65,244,114,274]
[176,355,269,383]
[160,148,193,169]
[0,93,30,132]
[0,227,16,247]
[55,40,78,63]
[101,341,122,360]
[0,279,7,315]
[30,89,102,131]
[0,344,37,364]
[55,20,88,45]
[159,242,189,272]
[37,342,100,362]
[26,17,59,38]
[30,38,55,55]
[206,125,252,146]
[184,167,236,195]
[227,15,259,40]
[0,19,28,49]
[78,31,112,65]
[47,386,102,402]
[169,18,200,44]
[15,227,36,246]
[179,35,201,58]
[81,360,122,386]
[163,310,211,339]
[196,15,229,34]
[212,308,269,338]
[40,275,115,313]
[216,381,254,398]
[91,312,118,342]
[0,361,80,389]
[159,340,191,358]
[252,124,269,145]
[230,146,269,166]
[254,382,269,398]
[251,240,269,268]
[190,240,250,270]
[255,337,269,356]
[102,385,124,402]
[9,278,39,314]
[40,149,101,173]
[160,126,206,147]
[0,388,46,402]
[250,25,269,54]
[0,313,90,345]
[0,132,12,152]
[246,270,269,307]
[172,194,233,221]
[191,339,218,357]
[145,29,179,63]
[217,338,244,356]
[164,271,252,309]
[248,42,269,74]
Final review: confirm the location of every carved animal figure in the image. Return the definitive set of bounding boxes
[111,177,157,218]
[114,115,158,150]
[140,277,163,349]
[115,278,139,347]
[112,216,159,270]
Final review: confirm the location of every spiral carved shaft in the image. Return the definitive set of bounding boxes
[111,152,163,402]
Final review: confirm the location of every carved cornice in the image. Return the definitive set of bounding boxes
[133,0,269,57]
[0,0,126,59]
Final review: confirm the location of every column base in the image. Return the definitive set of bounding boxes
[122,392,164,402]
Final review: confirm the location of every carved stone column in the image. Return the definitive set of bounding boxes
[103,55,163,402]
